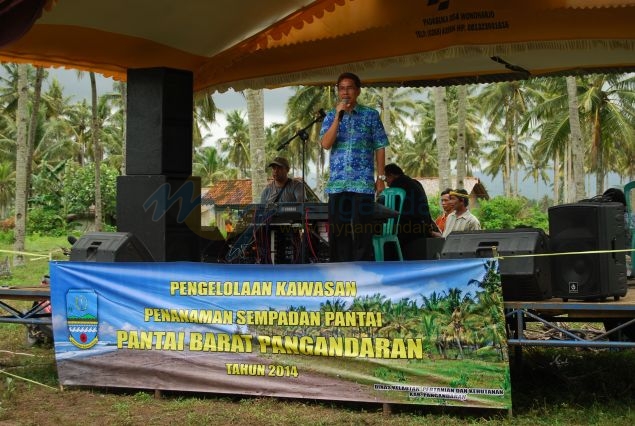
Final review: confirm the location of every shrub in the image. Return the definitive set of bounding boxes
[27,207,67,236]
[0,230,14,244]
[475,196,548,231]
[62,163,118,219]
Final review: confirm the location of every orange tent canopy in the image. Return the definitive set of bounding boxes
[2,0,635,92]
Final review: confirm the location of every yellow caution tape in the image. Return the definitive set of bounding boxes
[496,247,634,259]
[0,249,51,261]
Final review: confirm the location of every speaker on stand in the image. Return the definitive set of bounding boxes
[548,202,628,301]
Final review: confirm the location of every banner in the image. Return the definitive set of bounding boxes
[50,258,510,409]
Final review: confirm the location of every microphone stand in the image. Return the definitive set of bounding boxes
[277,109,325,264]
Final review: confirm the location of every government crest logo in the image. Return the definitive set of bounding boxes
[66,289,99,349]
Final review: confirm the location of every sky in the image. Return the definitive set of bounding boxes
[45,68,628,200]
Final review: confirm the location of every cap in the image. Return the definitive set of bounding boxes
[268,157,290,169]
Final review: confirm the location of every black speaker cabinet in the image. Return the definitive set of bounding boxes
[70,232,153,262]
[126,68,193,176]
[549,202,627,301]
[441,228,551,300]
[401,237,446,260]
[117,175,201,261]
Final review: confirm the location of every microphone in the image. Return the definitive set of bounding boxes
[338,98,349,121]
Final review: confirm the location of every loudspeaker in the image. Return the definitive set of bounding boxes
[117,175,201,261]
[401,237,445,260]
[126,68,193,176]
[70,232,153,262]
[441,228,551,300]
[549,202,627,301]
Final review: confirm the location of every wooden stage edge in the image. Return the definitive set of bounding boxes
[0,286,50,302]
[504,278,635,319]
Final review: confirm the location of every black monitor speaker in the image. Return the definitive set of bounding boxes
[441,228,551,300]
[70,232,154,262]
[548,202,627,301]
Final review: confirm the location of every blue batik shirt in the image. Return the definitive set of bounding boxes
[319,104,389,195]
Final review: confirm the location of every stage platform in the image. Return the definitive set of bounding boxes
[505,278,635,349]
[0,286,52,325]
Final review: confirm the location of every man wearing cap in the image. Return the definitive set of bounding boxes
[260,157,305,204]
[442,189,481,237]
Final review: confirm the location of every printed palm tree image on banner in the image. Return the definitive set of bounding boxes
[49,259,510,409]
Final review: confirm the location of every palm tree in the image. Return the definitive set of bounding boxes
[36,79,80,165]
[319,298,347,338]
[89,72,103,231]
[432,87,451,191]
[577,74,635,191]
[445,85,483,180]
[455,85,468,189]
[530,77,571,203]
[13,64,29,263]
[111,81,127,174]
[566,76,586,201]
[193,91,219,149]
[0,161,15,218]
[245,89,267,201]
[363,87,420,162]
[26,67,45,203]
[194,146,228,186]
[283,85,335,193]
[218,110,250,178]
[523,145,552,200]
[397,126,438,177]
[480,81,535,196]
[351,293,386,338]
[378,298,419,339]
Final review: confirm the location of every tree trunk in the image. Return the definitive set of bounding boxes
[511,121,518,197]
[455,85,467,189]
[90,72,103,231]
[26,67,44,202]
[504,133,512,197]
[381,88,393,162]
[592,109,604,194]
[553,151,560,203]
[13,64,29,265]
[245,89,267,202]
[120,82,127,176]
[566,76,586,201]
[433,87,451,191]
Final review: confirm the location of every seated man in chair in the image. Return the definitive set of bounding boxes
[381,163,433,260]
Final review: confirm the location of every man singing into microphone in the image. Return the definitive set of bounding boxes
[319,72,389,262]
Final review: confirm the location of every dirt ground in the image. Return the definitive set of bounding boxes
[0,347,428,426]
[1,378,483,426]
[5,346,635,425]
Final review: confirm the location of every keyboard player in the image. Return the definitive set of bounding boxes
[260,157,304,204]
[258,157,304,264]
